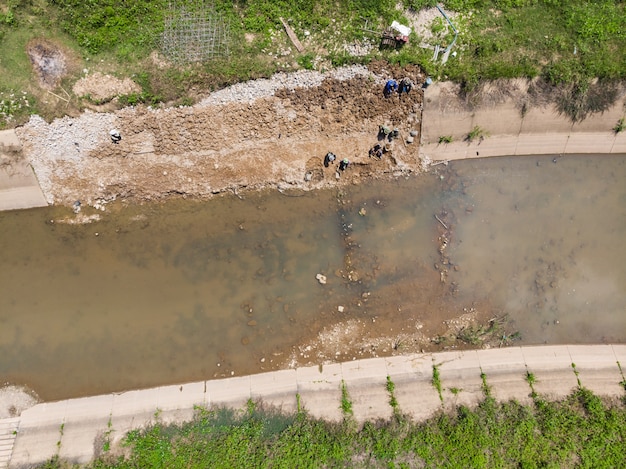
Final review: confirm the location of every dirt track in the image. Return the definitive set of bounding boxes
[16,63,428,207]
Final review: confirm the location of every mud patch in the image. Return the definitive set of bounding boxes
[27,39,67,90]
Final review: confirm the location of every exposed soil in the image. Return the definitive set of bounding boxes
[72,72,141,104]
[17,63,430,207]
[26,38,68,90]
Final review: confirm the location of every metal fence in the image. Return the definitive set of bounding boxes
[161,1,231,64]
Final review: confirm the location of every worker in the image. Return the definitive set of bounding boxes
[369,144,383,160]
[110,129,122,144]
[384,79,398,97]
[339,158,350,171]
[399,77,414,94]
[324,151,336,167]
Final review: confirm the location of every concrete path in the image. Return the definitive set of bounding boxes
[419,82,626,161]
[6,344,626,468]
[0,130,47,211]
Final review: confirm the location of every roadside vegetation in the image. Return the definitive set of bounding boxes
[0,0,625,127]
[38,387,626,468]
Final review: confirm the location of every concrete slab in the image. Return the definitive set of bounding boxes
[477,347,532,404]
[612,344,626,371]
[564,132,615,154]
[609,132,626,153]
[570,106,624,132]
[341,358,388,383]
[340,361,391,424]
[12,403,68,466]
[392,379,441,421]
[0,157,47,211]
[384,354,432,377]
[384,355,441,420]
[63,395,114,421]
[250,369,297,413]
[472,104,523,136]
[155,381,206,411]
[296,363,343,421]
[521,345,578,399]
[567,345,624,397]
[420,142,471,160]
[435,350,484,409]
[18,401,68,428]
[9,424,61,468]
[58,418,109,465]
[111,388,158,418]
[206,376,250,409]
[472,136,519,158]
[519,108,572,133]
[514,134,569,155]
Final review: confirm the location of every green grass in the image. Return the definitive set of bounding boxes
[1,0,624,127]
[36,387,626,468]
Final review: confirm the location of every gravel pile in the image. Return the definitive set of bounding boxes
[199,65,381,106]
[16,112,117,203]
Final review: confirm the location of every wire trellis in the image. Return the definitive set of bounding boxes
[162,1,231,64]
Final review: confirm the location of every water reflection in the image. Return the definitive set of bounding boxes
[1,155,624,401]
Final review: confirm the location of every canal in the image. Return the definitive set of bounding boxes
[1,154,624,401]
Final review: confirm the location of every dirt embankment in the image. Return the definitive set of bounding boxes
[16,63,428,207]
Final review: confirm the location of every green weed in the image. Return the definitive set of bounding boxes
[432,364,443,402]
[572,362,582,387]
[465,125,486,143]
[614,117,625,134]
[340,380,353,417]
[480,371,492,398]
[386,375,399,414]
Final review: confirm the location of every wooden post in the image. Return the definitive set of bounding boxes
[279,17,304,53]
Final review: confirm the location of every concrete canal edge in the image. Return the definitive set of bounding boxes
[418,81,626,161]
[0,129,47,212]
[2,344,625,468]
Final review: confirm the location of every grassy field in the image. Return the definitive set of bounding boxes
[38,386,626,468]
[0,1,624,127]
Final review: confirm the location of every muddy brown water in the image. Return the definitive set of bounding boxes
[1,154,625,401]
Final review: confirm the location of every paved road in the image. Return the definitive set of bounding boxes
[3,344,625,468]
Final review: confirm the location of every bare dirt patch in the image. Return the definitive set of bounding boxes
[26,38,68,90]
[17,65,429,206]
[72,72,141,104]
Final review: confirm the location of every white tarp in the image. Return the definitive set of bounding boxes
[391,21,411,37]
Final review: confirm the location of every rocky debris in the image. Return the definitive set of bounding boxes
[16,64,427,207]
[316,273,327,285]
[199,65,378,106]
[0,385,39,418]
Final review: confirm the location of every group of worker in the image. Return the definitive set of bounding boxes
[324,151,350,172]
[384,77,414,97]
